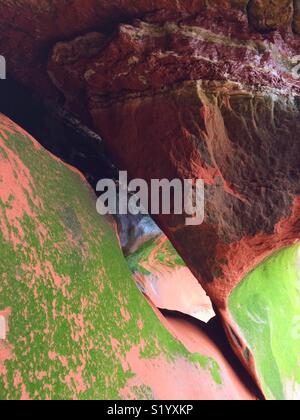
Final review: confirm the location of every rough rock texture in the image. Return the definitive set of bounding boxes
[86,79,300,305]
[294,0,300,34]
[0,114,259,400]
[2,0,300,399]
[128,237,215,323]
[48,20,300,308]
[248,0,294,32]
[1,0,299,97]
[0,0,245,97]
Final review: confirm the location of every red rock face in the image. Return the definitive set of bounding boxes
[248,0,294,32]
[46,6,300,307]
[0,0,240,95]
[45,4,300,391]
[4,0,299,94]
[2,0,300,398]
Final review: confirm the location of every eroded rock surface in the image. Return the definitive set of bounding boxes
[45,5,300,398]
[0,0,243,96]
[1,0,299,95]
[1,0,300,400]
[294,0,300,34]
[48,19,300,308]
[248,0,294,32]
[0,114,259,400]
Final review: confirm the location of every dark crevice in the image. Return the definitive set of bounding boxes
[160,308,265,400]
[0,77,117,189]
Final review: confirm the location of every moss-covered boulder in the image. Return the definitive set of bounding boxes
[229,243,300,400]
[0,114,256,400]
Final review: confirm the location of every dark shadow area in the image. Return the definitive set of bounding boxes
[160,308,264,400]
[0,77,117,188]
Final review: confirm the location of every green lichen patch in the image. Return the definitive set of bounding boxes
[126,239,157,275]
[155,240,186,268]
[127,238,185,275]
[229,243,300,400]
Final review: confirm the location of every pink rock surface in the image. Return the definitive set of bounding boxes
[131,237,215,323]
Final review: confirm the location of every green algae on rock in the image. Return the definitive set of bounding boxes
[127,237,185,276]
[0,114,245,400]
[229,243,300,400]
[127,237,215,324]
